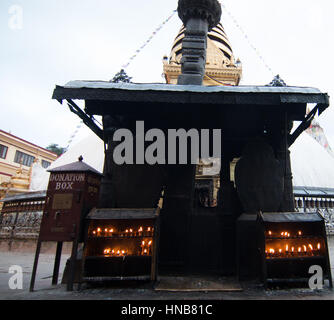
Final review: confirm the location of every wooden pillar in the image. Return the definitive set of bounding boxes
[151,217,160,281]
[218,154,233,214]
[67,238,79,291]
[277,113,295,212]
[218,139,238,215]
[281,149,295,212]
[52,241,63,285]
[29,240,42,292]
[98,114,126,208]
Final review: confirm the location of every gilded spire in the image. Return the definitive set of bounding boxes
[163,22,242,86]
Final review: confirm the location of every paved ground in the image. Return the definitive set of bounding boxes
[0,237,334,300]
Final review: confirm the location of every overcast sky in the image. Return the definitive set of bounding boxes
[1,0,333,149]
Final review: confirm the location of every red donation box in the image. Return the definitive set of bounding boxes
[30,156,102,292]
[39,156,102,242]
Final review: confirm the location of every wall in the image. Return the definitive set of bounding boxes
[0,129,58,184]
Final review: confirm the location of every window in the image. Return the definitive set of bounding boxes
[14,151,35,167]
[41,160,51,169]
[0,144,8,159]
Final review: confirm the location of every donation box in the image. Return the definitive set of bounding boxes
[39,156,102,242]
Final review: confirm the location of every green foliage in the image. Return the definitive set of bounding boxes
[46,143,66,156]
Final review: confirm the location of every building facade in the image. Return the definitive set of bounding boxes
[0,130,58,201]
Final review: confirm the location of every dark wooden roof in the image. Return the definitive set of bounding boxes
[52,82,329,109]
[1,190,46,203]
[260,212,323,223]
[48,159,102,176]
[51,81,330,151]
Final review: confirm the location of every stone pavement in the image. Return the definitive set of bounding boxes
[0,237,334,300]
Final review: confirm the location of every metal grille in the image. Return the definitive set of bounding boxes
[0,197,45,240]
[295,196,334,235]
[0,211,43,239]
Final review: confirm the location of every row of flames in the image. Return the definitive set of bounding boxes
[92,226,154,237]
[265,243,322,258]
[267,230,303,238]
[103,239,153,257]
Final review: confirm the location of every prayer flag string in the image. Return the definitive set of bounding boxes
[121,9,177,69]
[220,2,275,77]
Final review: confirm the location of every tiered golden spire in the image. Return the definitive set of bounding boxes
[163,22,242,86]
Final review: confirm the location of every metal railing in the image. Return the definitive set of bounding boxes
[0,211,42,240]
[295,197,334,235]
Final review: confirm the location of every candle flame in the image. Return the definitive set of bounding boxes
[309,244,313,250]
[298,247,301,253]
[104,248,111,255]
[104,248,129,256]
[303,245,307,252]
[286,245,289,251]
[97,228,101,232]
[109,229,113,233]
[317,243,321,250]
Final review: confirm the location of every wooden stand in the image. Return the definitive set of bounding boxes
[258,211,333,289]
[82,208,160,282]
[29,239,79,292]
[29,157,102,292]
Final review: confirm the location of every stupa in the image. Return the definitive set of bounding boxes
[163,22,242,85]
